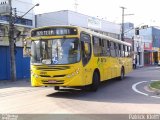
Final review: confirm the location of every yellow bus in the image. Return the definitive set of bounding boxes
[24,26,132,91]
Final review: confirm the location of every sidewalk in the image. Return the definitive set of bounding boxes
[0,79,31,89]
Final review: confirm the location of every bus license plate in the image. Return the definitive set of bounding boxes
[48,80,57,83]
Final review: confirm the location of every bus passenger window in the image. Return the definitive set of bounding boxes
[101,39,104,47]
[110,42,116,57]
[93,36,102,56]
[106,40,110,56]
[128,46,131,57]
[118,44,121,57]
[102,39,107,56]
[121,45,124,57]
[115,43,119,57]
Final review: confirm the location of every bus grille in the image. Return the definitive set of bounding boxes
[36,66,70,71]
[40,75,66,78]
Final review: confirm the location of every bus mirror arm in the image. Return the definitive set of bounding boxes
[23,39,32,57]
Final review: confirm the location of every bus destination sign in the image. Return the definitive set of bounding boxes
[31,27,78,37]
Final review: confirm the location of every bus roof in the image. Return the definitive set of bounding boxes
[78,26,131,46]
[31,25,131,46]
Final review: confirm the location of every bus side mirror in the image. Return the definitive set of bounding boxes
[84,43,89,54]
[23,39,31,57]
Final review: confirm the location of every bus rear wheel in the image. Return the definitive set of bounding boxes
[54,86,60,90]
[90,72,100,92]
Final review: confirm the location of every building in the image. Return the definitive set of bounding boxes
[124,24,160,67]
[138,25,160,65]
[123,22,145,67]
[135,26,160,66]
[0,0,35,80]
[35,10,121,39]
[151,27,160,64]
[124,22,134,39]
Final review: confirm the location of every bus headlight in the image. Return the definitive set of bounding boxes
[66,68,80,78]
[32,73,39,78]
[34,74,39,78]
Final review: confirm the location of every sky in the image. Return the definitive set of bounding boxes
[33,0,160,27]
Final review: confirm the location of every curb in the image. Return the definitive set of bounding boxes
[148,84,160,95]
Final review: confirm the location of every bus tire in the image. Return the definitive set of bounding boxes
[120,68,125,80]
[54,86,60,90]
[90,71,100,92]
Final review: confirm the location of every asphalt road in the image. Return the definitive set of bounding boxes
[0,66,160,115]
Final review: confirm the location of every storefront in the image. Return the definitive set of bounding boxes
[144,42,152,65]
[0,25,31,80]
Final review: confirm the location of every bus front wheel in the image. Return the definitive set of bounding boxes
[90,72,100,92]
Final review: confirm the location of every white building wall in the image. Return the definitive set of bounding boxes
[0,0,35,27]
[36,10,121,39]
[68,11,120,35]
[68,11,87,28]
[134,35,144,67]
[0,0,35,46]
[36,10,69,27]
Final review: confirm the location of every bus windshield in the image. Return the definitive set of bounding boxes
[31,38,80,65]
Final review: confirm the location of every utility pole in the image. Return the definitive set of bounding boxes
[7,1,39,81]
[74,0,78,12]
[8,0,16,81]
[120,6,134,41]
[120,6,126,41]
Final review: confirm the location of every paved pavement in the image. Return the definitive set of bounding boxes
[0,66,160,116]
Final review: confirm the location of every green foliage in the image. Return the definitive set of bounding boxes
[150,81,160,90]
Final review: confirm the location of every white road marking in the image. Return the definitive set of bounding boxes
[132,80,160,99]
[132,81,148,96]
[151,80,159,82]
[151,96,160,99]
[155,67,160,68]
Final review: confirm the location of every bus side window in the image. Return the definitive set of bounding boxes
[107,40,110,56]
[80,32,91,66]
[125,45,129,57]
[115,43,119,57]
[121,44,124,57]
[101,39,105,56]
[123,45,126,57]
[127,46,129,57]
[118,44,121,57]
[110,42,116,57]
[128,46,131,57]
[93,36,102,56]
[102,39,107,56]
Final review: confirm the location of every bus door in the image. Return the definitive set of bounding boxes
[80,33,92,85]
[115,43,121,77]
[101,39,112,80]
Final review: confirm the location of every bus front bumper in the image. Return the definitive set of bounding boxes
[31,75,85,87]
